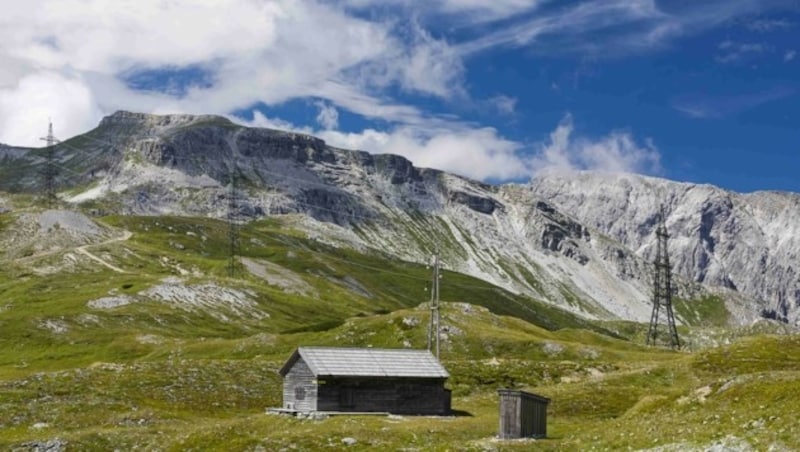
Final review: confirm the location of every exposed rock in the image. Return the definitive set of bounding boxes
[448,190,501,215]
[16,438,67,452]
[542,342,564,356]
[88,295,135,309]
[530,171,799,325]
[3,111,792,325]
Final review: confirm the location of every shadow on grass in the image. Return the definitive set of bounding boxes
[449,409,473,417]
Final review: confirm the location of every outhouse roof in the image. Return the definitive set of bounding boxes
[279,347,449,378]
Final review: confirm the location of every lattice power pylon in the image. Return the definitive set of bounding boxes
[427,250,441,359]
[226,168,241,278]
[647,205,681,349]
[40,121,59,207]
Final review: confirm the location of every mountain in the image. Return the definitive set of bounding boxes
[529,172,800,325]
[0,111,791,326]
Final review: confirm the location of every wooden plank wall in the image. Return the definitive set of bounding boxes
[282,358,317,412]
[316,378,450,415]
[498,390,548,439]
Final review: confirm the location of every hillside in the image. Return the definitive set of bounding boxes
[0,203,797,449]
[1,111,788,326]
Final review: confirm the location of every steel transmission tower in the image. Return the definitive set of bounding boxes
[647,205,680,349]
[40,121,59,207]
[427,250,441,359]
[227,168,240,278]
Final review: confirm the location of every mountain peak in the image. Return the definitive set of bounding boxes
[99,110,237,130]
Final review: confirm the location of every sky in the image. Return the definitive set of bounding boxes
[0,0,798,193]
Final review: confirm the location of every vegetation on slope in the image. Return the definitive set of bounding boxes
[0,206,797,450]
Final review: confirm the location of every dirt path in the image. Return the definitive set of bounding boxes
[74,230,133,273]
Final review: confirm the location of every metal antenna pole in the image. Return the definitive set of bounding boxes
[427,249,441,359]
[647,205,681,349]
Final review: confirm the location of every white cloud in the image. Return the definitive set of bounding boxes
[672,87,795,119]
[438,0,543,23]
[238,111,314,135]
[346,21,465,99]
[0,71,102,147]
[455,0,666,56]
[489,95,517,115]
[315,102,339,130]
[2,0,281,73]
[531,114,661,176]
[236,108,527,181]
[344,0,542,22]
[241,109,659,182]
[454,0,772,58]
[746,18,793,32]
[715,40,768,64]
[0,0,468,146]
[785,50,797,62]
[321,126,527,181]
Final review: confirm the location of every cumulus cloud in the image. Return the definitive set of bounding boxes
[0,0,467,146]
[0,71,102,147]
[315,102,339,130]
[531,115,661,176]
[241,109,527,181]
[320,126,526,181]
[242,110,659,182]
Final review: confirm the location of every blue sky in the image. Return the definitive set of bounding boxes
[1,0,798,192]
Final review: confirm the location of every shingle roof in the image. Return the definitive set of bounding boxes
[279,347,449,378]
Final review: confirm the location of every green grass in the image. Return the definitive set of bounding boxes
[674,294,731,327]
[1,208,797,450]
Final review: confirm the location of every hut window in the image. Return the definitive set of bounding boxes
[295,387,306,400]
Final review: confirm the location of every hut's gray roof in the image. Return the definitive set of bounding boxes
[279,347,449,378]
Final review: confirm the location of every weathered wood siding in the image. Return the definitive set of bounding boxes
[316,378,450,415]
[282,357,317,412]
[498,390,549,439]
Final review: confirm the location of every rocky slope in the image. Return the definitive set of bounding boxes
[0,111,787,325]
[529,171,799,325]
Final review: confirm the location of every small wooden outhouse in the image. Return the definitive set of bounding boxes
[498,389,550,439]
[279,347,451,415]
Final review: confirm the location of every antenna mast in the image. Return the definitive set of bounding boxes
[427,249,441,359]
[647,205,680,349]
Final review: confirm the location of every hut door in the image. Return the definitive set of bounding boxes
[340,387,355,408]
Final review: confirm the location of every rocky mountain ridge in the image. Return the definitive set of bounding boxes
[0,111,791,325]
[529,172,800,325]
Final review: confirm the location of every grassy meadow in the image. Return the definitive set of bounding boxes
[0,207,798,450]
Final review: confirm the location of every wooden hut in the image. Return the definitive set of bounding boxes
[498,389,550,439]
[279,347,451,415]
